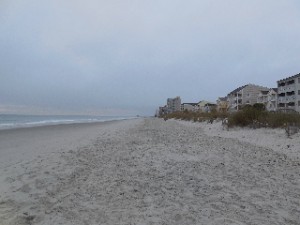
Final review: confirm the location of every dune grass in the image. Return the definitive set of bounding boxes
[161,104,300,129]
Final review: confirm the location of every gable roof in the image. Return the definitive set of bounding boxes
[271,88,278,92]
[227,85,248,96]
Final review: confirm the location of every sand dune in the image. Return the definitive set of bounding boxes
[0,118,299,224]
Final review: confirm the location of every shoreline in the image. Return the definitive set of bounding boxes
[0,116,138,132]
[0,118,141,170]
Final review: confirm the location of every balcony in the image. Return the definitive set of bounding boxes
[278,97,286,103]
[278,87,286,93]
[268,96,277,102]
[286,106,296,110]
[286,96,296,102]
[286,85,296,92]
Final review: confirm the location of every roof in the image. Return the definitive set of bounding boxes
[271,88,278,92]
[218,97,228,101]
[227,84,269,96]
[181,103,198,106]
[198,100,216,107]
[227,85,248,96]
[260,90,269,95]
[277,73,300,83]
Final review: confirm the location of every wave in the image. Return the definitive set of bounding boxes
[0,115,137,130]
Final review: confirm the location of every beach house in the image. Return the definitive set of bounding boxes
[257,88,278,111]
[197,100,217,112]
[216,97,229,112]
[277,73,300,113]
[227,84,269,111]
[181,103,198,112]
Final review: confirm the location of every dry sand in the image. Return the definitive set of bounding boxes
[0,118,299,225]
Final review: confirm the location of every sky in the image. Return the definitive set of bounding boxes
[1,0,300,116]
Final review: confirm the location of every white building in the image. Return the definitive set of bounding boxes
[216,97,229,112]
[167,96,181,113]
[197,100,217,112]
[257,88,277,111]
[181,103,198,112]
[277,73,300,113]
[227,84,269,111]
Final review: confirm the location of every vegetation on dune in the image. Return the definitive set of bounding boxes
[161,104,300,129]
[161,109,228,123]
[228,104,300,128]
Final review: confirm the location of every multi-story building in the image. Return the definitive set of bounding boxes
[277,73,300,113]
[181,103,198,112]
[257,88,277,111]
[167,96,181,113]
[216,97,229,112]
[197,100,217,112]
[227,84,269,111]
[158,106,168,116]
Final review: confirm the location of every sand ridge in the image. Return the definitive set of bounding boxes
[0,118,299,224]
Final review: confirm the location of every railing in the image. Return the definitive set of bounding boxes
[278,87,286,93]
[278,96,296,103]
[287,96,296,101]
[268,97,277,101]
[278,97,286,103]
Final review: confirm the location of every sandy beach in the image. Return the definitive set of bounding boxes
[0,118,299,225]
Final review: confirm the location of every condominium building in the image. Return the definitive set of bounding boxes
[277,73,300,112]
[257,88,278,111]
[227,84,269,111]
[181,103,198,112]
[167,96,181,113]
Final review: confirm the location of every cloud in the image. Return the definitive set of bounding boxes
[1,0,300,115]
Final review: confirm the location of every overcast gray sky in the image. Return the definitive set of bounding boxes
[1,0,300,116]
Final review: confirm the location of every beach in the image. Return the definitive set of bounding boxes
[0,118,299,224]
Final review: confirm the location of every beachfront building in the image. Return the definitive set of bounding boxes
[257,88,278,111]
[167,96,181,113]
[181,103,198,112]
[277,73,300,113]
[227,84,269,111]
[197,100,217,112]
[216,97,229,112]
[158,106,168,116]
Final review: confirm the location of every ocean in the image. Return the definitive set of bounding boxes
[0,114,136,130]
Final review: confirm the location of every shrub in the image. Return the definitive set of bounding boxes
[228,106,300,128]
[161,108,300,129]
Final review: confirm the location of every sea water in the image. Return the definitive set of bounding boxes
[0,114,135,130]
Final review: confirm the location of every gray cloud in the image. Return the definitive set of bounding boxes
[1,0,300,115]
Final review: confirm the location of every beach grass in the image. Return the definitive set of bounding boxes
[162,106,300,129]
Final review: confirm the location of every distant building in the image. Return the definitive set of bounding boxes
[197,100,217,112]
[257,88,277,111]
[277,73,300,113]
[227,84,269,111]
[216,97,229,112]
[181,103,198,112]
[158,106,168,116]
[167,96,181,113]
